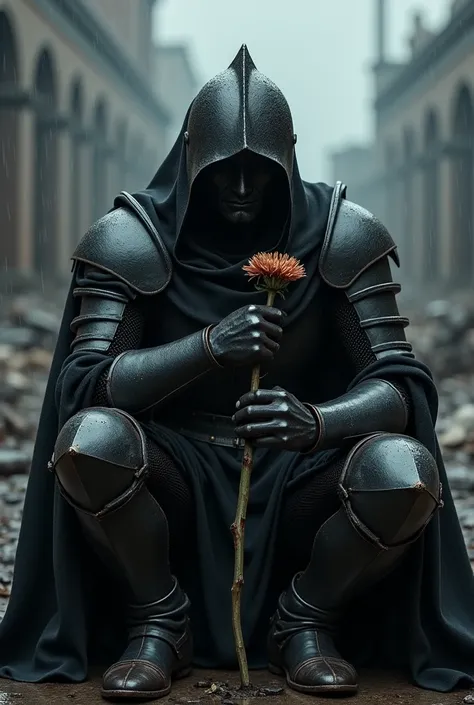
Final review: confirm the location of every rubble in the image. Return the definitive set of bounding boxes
[0,291,62,476]
[405,295,474,564]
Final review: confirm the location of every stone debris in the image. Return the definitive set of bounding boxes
[0,291,62,477]
[0,288,473,617]
[405,295,474,565]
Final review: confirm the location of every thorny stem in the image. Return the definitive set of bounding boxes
[231,289,276,688]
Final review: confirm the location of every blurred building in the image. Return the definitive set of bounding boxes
[330,0,474,296]
[0,0,173,280]
[154,44,199,148]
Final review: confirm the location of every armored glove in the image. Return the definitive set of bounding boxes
[233,385,318,452]
[208,304,285,367]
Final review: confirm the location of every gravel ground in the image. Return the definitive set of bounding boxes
[0,290,474,702]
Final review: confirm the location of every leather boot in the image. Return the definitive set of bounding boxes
[102,577,193,700]
[268,433,441,695]
[267,573,358,695]
[53,407,194,701]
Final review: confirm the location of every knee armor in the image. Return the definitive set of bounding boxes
[52,407,148,517]
[338,432,442,550]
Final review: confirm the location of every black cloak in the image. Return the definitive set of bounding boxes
[0,46,474,693]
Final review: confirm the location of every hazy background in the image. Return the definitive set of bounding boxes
[157,0,448,180]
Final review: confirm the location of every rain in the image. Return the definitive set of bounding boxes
[0,0,473,702]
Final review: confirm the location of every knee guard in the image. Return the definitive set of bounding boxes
[52,407,148,517]
[338,432,442,550]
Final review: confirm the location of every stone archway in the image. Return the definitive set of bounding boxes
[0,10,19,270]
[33,47,58,276]
[423,108,440,282]
[451,83,474,287]
[402,128,415,279]
[91,97,108,222]
[70,77,83,247]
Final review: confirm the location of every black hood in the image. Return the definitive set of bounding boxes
[125,45,333,327]
[185,44,296,189]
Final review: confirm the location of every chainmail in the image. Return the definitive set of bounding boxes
[332,289,412,416]
[145,439,195,564]
[93,304,144,405]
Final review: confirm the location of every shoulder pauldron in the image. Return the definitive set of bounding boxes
[72,191,172,295]
[319,186,399,289]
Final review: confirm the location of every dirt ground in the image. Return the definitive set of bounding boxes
[0,669,470,705]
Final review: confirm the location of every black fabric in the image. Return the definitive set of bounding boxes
[127,93,333,329]
[275,456,344,587]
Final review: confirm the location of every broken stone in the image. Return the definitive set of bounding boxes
[453,403,474,428]
[0,449,32,476]
[439,424,466,448]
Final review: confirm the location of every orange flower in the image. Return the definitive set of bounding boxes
[243,252,305,295]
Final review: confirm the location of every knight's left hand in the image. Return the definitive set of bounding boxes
[233,386,318,451]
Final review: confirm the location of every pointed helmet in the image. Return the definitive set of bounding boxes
[185,44,296,188]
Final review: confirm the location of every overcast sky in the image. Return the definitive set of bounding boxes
[155,0,449,181]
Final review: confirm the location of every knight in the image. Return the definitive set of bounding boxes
[0,45,473,702]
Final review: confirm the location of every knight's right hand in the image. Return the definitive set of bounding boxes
[208,304,284,367]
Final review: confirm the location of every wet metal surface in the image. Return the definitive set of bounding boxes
[0,670,469,704]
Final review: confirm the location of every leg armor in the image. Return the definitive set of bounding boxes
[52,407,192,701]
[268,432,441,695]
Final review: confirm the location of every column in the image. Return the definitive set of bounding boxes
[56,119,73,277]
[411,155,425,292]
[80,130,94,233]
[438,144,454,286]
[106,144,118,207]
[16,107,35,272]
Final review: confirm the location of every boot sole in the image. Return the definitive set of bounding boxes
[268,663,358,696]
[100,666,192,701]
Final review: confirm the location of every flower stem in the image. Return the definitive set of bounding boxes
[231,288,276,688]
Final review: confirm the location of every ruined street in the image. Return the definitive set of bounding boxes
[1,290,474,704]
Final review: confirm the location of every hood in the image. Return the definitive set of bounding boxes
[127,45,333,327]
[185,44,296,190]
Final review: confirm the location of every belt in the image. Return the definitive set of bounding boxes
[166,411,245,449]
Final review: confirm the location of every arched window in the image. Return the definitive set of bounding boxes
[451,82,474,286]
[423,108,440,281]
[33,48,58,276]
[0,10,19,270]
[70,77,83,247]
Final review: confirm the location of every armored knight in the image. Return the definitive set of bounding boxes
[0,45,472,702]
